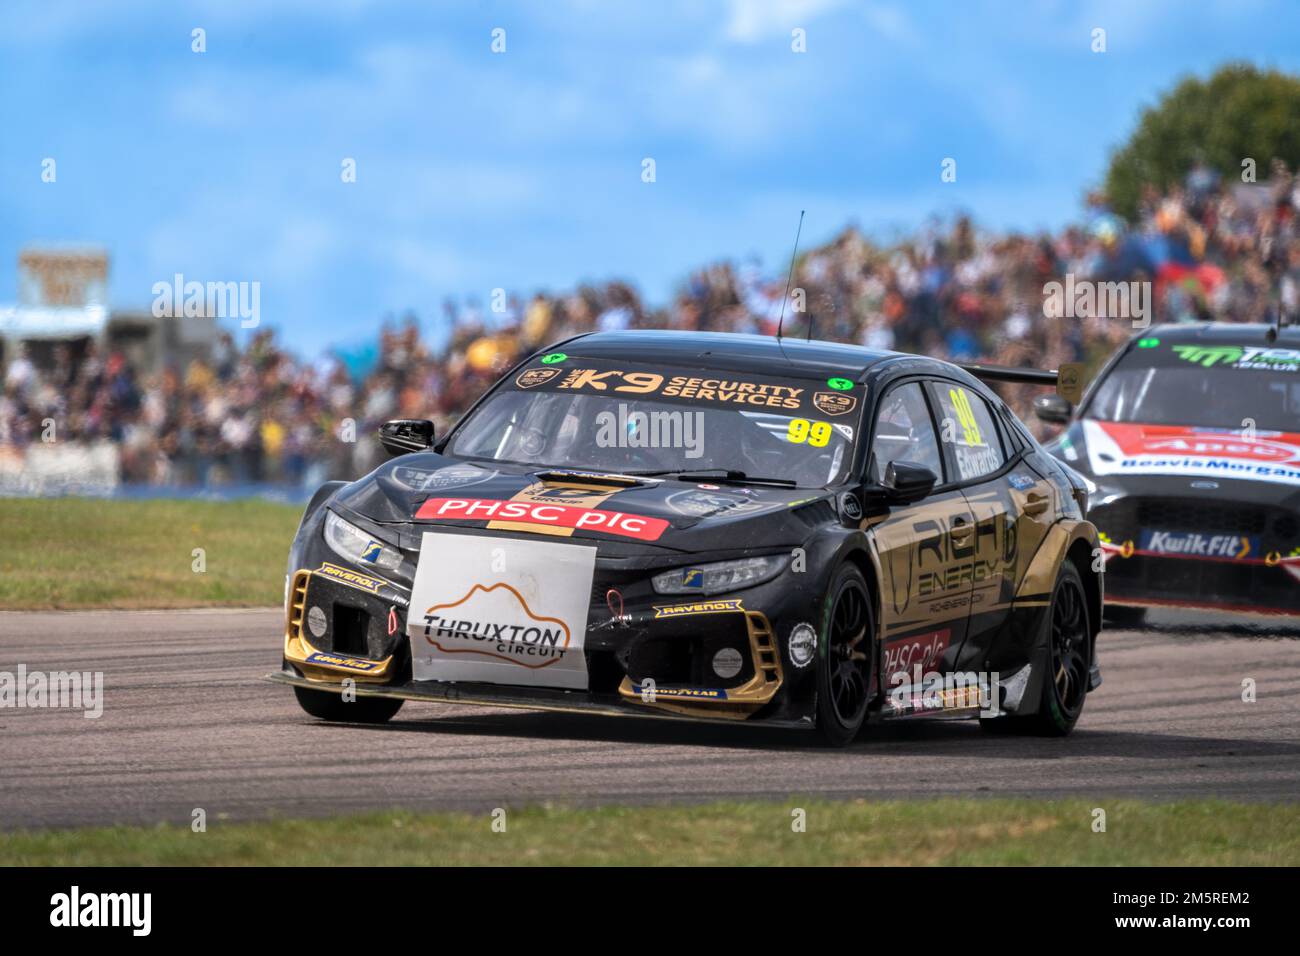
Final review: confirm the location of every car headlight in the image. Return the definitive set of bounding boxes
[323,510,403,571]
[652,555,786,595]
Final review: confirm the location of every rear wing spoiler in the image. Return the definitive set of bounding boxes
[958,362,1084,403]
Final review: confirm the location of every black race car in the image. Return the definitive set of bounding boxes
[268,331,1102,744]
[1037,322,1300,621]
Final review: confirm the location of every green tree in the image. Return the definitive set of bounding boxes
[1104,64,1300,220]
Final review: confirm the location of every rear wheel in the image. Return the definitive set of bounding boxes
[815,564,874,746]
[293,685,404,723]
[980,561,1091,736]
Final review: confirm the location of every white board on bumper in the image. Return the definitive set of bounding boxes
[407,532,597,689]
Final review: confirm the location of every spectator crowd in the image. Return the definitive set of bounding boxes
[4,167,1299,490]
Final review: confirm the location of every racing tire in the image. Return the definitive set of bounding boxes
[1103,604,1146,628]
[980,561,1091,737]
[293,685,404,723]
[815,563,875,747]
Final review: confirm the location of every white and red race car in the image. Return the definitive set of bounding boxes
[1037,323,1300,621]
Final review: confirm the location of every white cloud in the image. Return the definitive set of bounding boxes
[724,0,850,43]
[859,4,918,46]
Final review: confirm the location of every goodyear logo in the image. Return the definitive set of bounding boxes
[652,598,744,619]
[304,651,381,672]
[681,568,704,589]
[361,542,383,562]
[633,684,728,700]
[315,562,386,594]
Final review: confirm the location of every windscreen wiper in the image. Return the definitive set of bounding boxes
[533,468,650,486]
[626,468,798,487]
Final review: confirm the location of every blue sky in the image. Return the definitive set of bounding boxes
[3,0,1299,355]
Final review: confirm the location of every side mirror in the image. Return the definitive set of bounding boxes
[378,419,435,457]
[882,460,938,503]
[1034,394,1073,425]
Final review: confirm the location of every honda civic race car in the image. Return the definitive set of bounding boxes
[267,330,1102,744]
[1037,322,1300,621]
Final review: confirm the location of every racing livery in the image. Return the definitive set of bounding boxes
[268,331,1102,743]
[1038,323,1300,619]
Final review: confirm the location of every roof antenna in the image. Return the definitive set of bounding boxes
[776,210,805,341]
[1264,235,1284,343]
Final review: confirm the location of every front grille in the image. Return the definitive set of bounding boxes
[297,571,398,660]
[1093,496,1297,548]
[1105,553,1300,610]
[1135,498,1267,535]
[625,615,755,689]
[332,605,371,656]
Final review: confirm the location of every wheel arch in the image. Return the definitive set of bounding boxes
[839,547,880,627]
[302,479,347,523]
[838,545,884,700]
[1064,537,1102,649]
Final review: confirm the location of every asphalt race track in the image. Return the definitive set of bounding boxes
[2,607,1298,829]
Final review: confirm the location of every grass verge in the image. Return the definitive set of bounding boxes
[0,498,301,609]
[2,799,1296,866]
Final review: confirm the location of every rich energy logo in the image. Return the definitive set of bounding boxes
[914,512,1018,601]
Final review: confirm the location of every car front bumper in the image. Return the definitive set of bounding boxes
[275,540,826,726]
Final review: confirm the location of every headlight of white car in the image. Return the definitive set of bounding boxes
[652,555,786,595]
[323,510,403,571]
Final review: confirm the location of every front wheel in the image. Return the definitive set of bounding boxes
[980,561,1091,737]
[293,685,404,723]
[815,563,875,746]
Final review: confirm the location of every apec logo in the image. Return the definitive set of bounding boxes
[1139,530,1257,560]
[1142,435,1296,463]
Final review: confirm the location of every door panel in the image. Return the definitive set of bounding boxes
[926,380,1028,671]
[955,478,1021,668]
[872,489,975,689]
[866,380,973,692]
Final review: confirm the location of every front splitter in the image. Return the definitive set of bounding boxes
[263,669,813,731]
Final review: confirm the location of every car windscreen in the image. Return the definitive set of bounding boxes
[446,357,862,488]
[1088,341,1300,433]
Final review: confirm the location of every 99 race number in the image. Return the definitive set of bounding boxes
[787,418,832,448]
[949,388,983,446]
